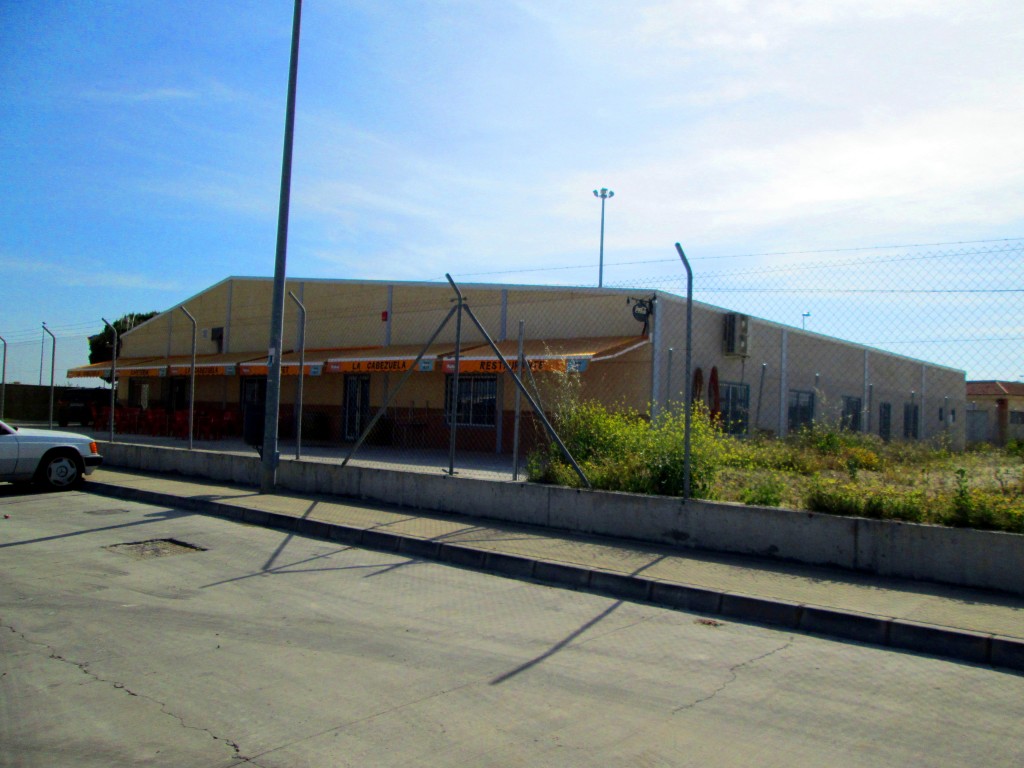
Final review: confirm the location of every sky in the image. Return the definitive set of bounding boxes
[1,0,1022,386]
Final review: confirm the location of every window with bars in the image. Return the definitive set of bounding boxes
[879,402,892,441]
[788,389,815,433]
[903,402,920,439]
[445,374,497,427]
[720,381,750,435]
[841,396,862,432]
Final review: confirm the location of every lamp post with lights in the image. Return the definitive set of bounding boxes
[593,187,614,287]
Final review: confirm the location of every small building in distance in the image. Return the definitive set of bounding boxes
[68,276,967,451]
[966,380,1024,446]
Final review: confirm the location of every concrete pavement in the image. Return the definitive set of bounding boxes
[7,489,1022,767]
[83,467,1024,672]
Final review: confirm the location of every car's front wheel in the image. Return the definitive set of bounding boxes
[37,453,83,490]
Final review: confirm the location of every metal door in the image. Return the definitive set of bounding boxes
[967,410,989,444]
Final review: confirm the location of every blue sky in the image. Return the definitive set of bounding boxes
[2,0,1022,385]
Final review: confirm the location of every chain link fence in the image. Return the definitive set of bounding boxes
[4,240,1021,488]
[289,240,1022,482]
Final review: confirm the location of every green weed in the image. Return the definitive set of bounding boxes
[527,375,1024,533]
[739,477,786,507]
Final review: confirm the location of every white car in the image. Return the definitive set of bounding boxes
[0,420,103,490]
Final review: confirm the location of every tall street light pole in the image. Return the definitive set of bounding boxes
[593,187,614,288]
[261,0,303,493]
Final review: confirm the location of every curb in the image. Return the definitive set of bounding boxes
[85,480,1024,674]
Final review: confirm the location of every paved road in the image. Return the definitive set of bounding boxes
[2,487,1023,768]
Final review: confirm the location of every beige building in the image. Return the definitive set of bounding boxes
[966,381,1024,445]
[69,277,967,451]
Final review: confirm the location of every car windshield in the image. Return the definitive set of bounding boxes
[0,421,15,435]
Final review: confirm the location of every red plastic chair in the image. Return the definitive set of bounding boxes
[124,407,141,433]
[142,408,167,436]
[170,411,190,439]
[196,410,223,440]
[222,408,241,437]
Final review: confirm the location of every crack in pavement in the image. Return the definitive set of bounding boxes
[674,640,793,713]
[2,621,252,764]
[236,678,482,764]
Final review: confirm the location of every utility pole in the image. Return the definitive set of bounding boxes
[261,0,303,492]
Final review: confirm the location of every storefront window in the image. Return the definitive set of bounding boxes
[445,375,497,427]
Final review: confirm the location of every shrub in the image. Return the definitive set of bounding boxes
[940,488,1023,532]
[804,477,863,516]
[739,477,786,507]
[805,477,930,522]
[528,382,725,498]
[528,374,1024,533]
[843,445,882,473]
[941,467,1024,532]
[861,489,928,522]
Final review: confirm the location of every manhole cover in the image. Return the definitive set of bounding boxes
[106,539,206,559]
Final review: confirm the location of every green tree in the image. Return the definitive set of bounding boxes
[88,312,158,364]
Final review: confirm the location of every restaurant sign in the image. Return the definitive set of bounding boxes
[327,359,416,374]
[442,357,588,375]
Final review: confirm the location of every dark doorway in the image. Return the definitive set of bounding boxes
[169,377,190,411]
[241,377,267,407]
[343,375,371,442]
[241,377,268,448]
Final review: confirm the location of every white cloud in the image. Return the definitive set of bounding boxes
[0,256,182,292]
[124,0,1024,284]
[78,86,199,103]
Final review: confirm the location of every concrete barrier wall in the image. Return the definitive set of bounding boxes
[100,442,1024,595]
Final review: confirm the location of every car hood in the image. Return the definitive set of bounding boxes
[12,427,94,442]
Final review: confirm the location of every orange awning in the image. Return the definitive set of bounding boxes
[68,337,649,379]
[324,344,458,374]
[69,352,265,379]
[239,347,379,376]
[163,352,266,377]
[67,356,168,379]
[440,336,649,374]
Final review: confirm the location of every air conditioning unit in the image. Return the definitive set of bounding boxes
[723,313,749,356]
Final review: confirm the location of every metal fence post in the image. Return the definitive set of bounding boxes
[445,273,590,488]
[667,347,674,408]
[0,334,6,421]
[102,318,118,443]
[755,362,767,434]
[512,320,525,481]
[288,291,306,459]
[448,279,464,476]
[180,307,197,450]
[674,243,694,500]
[42,323,56,430]
[340,305,459,469]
